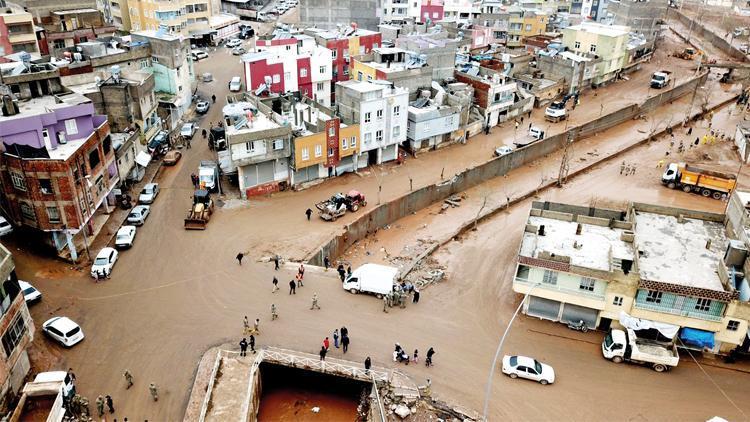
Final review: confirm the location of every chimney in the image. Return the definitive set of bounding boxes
[575,223,582,235]
[1,95,18,117]
[538,225,545,236]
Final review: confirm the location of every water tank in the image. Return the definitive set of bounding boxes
[111,65,121,82]
[725,239,748,268]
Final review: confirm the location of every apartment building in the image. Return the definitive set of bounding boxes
[454,64,533,129]
[335,80,408,166]
[507,7,549,48]
[0,3,39,62]
[406,93,461,152]
[561,22,629,86]
[36,9,116,57]
[420,0,444,22]
[0,93,116,260]
[606,0,666,52]
[122,0,213,40]
[299,0,379,32]
[441,0,480,24]
[514,202,750,355]
[350,47,432,95]
[394,28,460,81]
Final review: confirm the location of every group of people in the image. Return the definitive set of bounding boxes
[93,268,111,282]
[383,280,420,312]
[319,326,351,360]
[393,343,435,367]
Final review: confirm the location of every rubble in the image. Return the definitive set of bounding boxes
[395,404,411,418]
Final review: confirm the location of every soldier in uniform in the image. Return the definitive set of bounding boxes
[310,293,321,310]
[96,395,104,417]
[149,383,159,401]
[271,303,278,320]
[124,370,134,389]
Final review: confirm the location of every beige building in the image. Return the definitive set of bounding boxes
[102,0,215,37]
[0,3,39,61]
[514,201,750,355]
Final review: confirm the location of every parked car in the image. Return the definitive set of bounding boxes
[127,205,151,226]
[494,145,513,157]
[90,247,119,278]
[202,72,214,82]
[181,123,197,139]
[115,225,137,249]
[138,183,160,204]
[226,38,242,48]
[191,50,209,60]
[229,76,242,92]
[196,101,210,114]
[232,46,246,55]
[501,355,555,385]
[0,216,12,236]
[18,280,41,303]
[42,317,84,347]
[148,131,169,154]
[163,150,182,166]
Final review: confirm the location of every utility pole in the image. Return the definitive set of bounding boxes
[557,130,575,187]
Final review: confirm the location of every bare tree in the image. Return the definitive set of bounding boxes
[375,167,385,205]
[473,191,489,231]
[535,172,549,196]
[647,113,673,144]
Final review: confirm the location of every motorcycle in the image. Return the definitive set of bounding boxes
[567,319,589,333]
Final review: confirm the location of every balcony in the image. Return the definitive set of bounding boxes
[634,290,725,322]
[633,301,723,322]
[514,277,605,300]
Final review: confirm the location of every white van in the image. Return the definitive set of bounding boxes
[342,264,398,297]
[229,76,242,92]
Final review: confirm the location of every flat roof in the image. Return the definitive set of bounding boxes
[634,212,727,292]
[132,30,181,41]
[53,8,99,14]
[520,215,634,272]
[566,22,630,37]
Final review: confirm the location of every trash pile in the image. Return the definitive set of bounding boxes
[377,379,478,421]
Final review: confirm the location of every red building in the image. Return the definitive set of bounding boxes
[420,0,444,23]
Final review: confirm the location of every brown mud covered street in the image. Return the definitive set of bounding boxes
[6,12,750,422]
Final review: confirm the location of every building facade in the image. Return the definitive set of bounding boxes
[36,9,116,57]
[350,47,432,95]
[605,0,665,52]
[299,0,379,31]
[454,66,533,128]
[0,4,39,62]
[561,22,629,86]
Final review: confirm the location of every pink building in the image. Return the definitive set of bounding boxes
[420,0,444,23]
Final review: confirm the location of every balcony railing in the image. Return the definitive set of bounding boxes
[633,301,723,322]
[515,277,605,300]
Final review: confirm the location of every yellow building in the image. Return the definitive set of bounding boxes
[107,0,132,31]
[507,9,548,47]
[562,22,630,85]
[0,5,39,59]
[120,0,213,35]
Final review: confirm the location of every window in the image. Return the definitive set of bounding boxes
[328,147,334,157]
[246,142,255,152]
[272,74,281,83]
[343,65,349,75]
[579,277,595,292]
[53,39,65,49]
[357,71,363,81]
[2,314,27,357]
[350,136,356,148]
[285,45,292,51]
[341,138,348,150]
[88,148,101,170]
[446,116,454,127]
[301,68,308,77]
[589,44,597,53]
[319,65,326,74]
[343,48,349,58]
[393,126,400,137]
[317,82,325,91]
[645,290,662,304]
[65,119,78,135]
[314,144,322,157]
[376,109,383,120]
[364,132,372,144]
[367,75,373,81]
[10,172,26,191]
[375,130,383,142]
[302,147,310,160]
[393,105,400,116]
[364,112,371,123]
[152,56,159,63]
[332,49,337,59]
[39,179,53,195]
[140,58,149,69]
[574,41,581,49]
[273,139,284,150]
[328,127,335,136]
[613,296,623,306]
[46,206,61,223]
[542,270,557,285]
[727,320,740,331]
[19,202,35,221]
[433,12,439,18]
[695,298,712,312]
[103,136,111,155]
[525,24,532,31]
[284,72,291,82]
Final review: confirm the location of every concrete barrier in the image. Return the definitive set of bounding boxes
[305,72,710,266]
[671,10,750,62]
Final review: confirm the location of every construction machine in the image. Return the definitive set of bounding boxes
[184,189,215,229]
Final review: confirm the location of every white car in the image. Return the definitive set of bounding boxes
[502,355,555,385]
[127,205,150,225]
[196,100,210,114]
[42,317,84,347]
[115,225,137,249]
[18,280,41,303]
[90,247,118,278]
[180,123,197,139]
[138,183,160,204]
[494,145,513,157]
[0,216,12,236]
[191,50,208,60]
[226,38,242,48]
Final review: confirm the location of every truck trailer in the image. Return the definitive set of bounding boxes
[342,264,398,297]
[661,162,736,199]
[602,328,679,372]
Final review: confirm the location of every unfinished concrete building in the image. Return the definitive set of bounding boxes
[299,0,379,31]
[605,0,667,53]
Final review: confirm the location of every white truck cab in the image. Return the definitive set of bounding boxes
[544,101,567,122]
[343,263,398,298]
[602,328,679,372]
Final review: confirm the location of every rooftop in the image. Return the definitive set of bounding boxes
[634,212,727,292]
[520,215,634,272]
[307,26,379,40]
[132,29,182,42]
[566,22,630,37]
[52,8,99,15]
[223,102,280,135]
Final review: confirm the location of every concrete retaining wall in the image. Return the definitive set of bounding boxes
[306,73,710,266]
[671,10,750,62]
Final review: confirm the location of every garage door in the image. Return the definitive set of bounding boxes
[561,303,598,328]
[257,161,275,184]
[526,296,561,321]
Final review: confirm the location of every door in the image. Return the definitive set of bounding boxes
[515,365,530,380]
[525,366,541,382]
[560,303,598,328]
[598,317,612,331]
[527,296,561,321]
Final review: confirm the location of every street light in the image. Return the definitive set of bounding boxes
[482,282,541,421]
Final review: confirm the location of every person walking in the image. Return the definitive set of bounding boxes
[124,370,134,389]
[149,383,159,401]
[319,346,327,361]
[253,318,260,335]
[272,276,279,293]
[106,395,114,413]
[305,208,313,220]
[426,347,435,367]
[620,161,625,175]
[323,337,330,350]
[239,338,248,356]
[347,266,352,277]
[271,303,278,320]
[96,395,105,417]
[413,288,420,304]
[273,255,280,270]
[340,326,348,339]
[383,295,389,312]
[341,335,350,353]
[249,334,256,353]
[236,252,244,265]
[688,126,693,135]
[364,356,372,373]
[311,293,321,310]
[413,349,419,364]
[202,128,207,139]
[296,273,304,287]
[337,264,346,282]
[324,256,330,270]
[289,279,296,294]
[211,94,216,103]
[333,329,340,348]
[298,264,305,282]
[186,137,192,149]
[243,316,250,335]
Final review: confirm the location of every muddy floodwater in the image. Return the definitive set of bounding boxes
[256,364,368,421]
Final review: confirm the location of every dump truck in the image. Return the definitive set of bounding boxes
[342,263,399,297]
[184,189,214,229]
[602,328,679,372]
[650,70,672,89]
[661,162,736,200]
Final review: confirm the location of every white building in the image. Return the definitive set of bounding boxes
[442,0,480,23]
[406,94,461,152]
[336,80,409,166]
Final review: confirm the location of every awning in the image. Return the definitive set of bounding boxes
[135,151,151,167]
[619,311,679,339]
[189,29,217,38]
[680,327,715,349]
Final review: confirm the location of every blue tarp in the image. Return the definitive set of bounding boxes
[680,327,715,349]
